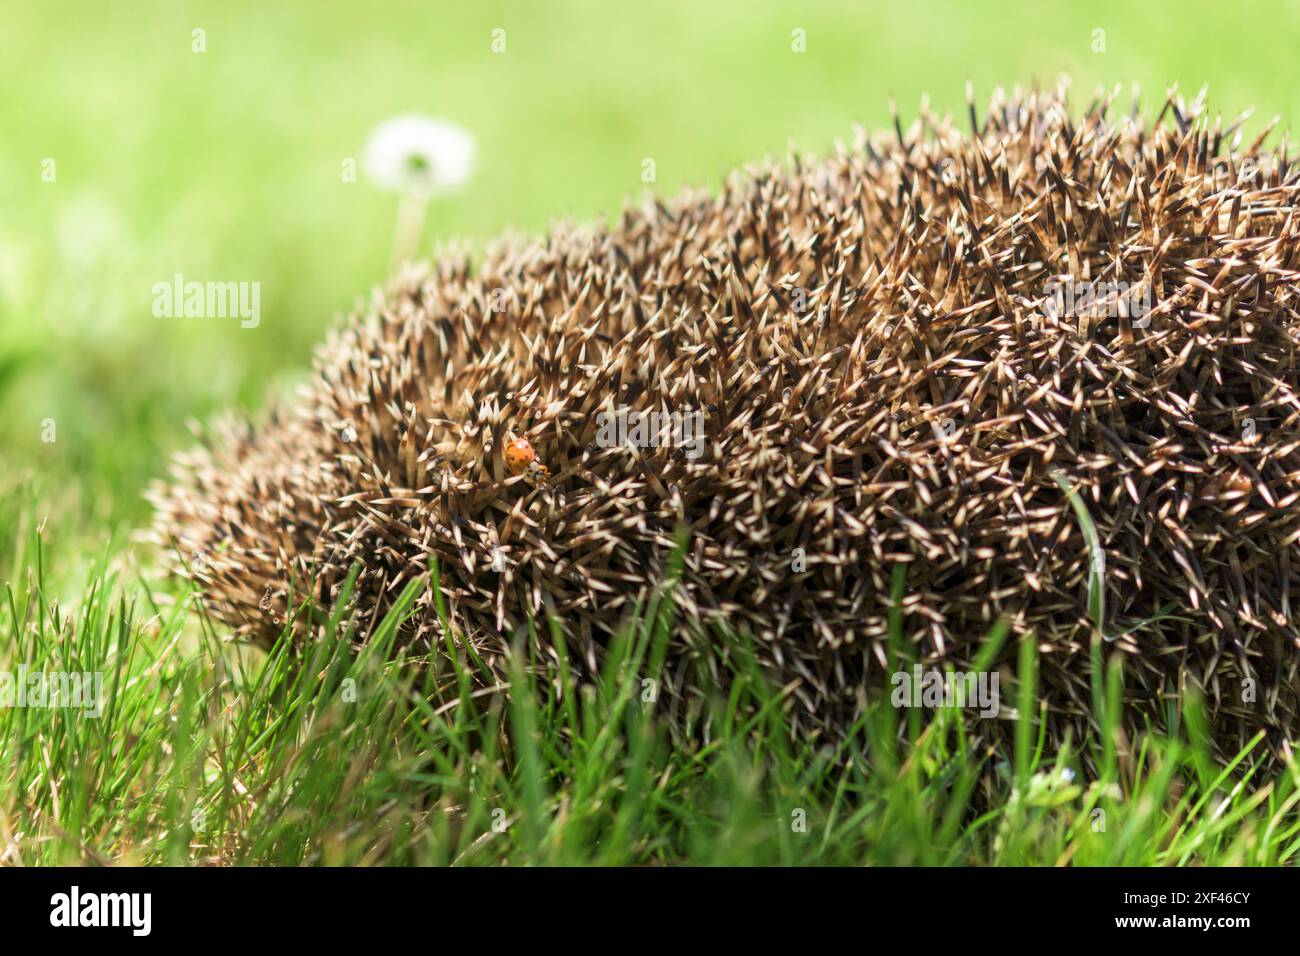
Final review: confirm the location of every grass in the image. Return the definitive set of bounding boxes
[3,488,1298,866]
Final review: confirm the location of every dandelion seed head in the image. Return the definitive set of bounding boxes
[362,115,475,199]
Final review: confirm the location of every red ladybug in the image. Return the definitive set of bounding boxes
[504,437,537,476]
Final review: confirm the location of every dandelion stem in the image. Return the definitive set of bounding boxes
[390,194,428,272]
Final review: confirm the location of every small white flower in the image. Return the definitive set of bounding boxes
[362,115,475,199]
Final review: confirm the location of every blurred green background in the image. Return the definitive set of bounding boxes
[4,0,1299,531]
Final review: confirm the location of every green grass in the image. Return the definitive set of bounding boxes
[5,0,1300,866]
[4,491,1298,866]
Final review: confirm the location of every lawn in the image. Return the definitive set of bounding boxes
[3,0,1300,865]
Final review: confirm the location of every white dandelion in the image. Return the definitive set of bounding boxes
[362,115,476,269]
[363,115,475,198]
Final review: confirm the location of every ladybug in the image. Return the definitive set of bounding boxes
[504,437,538,476]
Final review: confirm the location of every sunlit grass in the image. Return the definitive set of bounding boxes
[3,495,1297,866]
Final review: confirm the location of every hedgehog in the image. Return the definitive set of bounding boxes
[152,84,1300,759]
